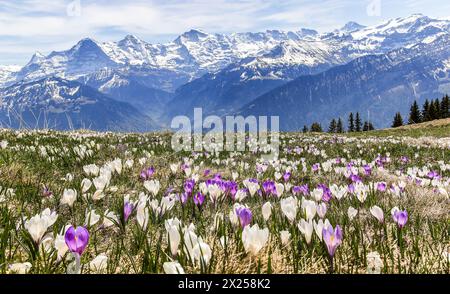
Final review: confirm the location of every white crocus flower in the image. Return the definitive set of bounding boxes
[280,230,291,245]
[298,218,313,244]
[347,207,358,220]
[370,206,384,223]
[144,180,160,196]
[242,224,269,256]
[60,189,77,207]
[89,254,108,273]
[301,199,317,220]
[280,196,298,223]
[313,219,331,241]
[163,262,185,274]
[275,183,285,197]
[262,202,272,221]
[311,188,323,202]
[81,178,92,193]
[103,210,119,228]
[165,219,181,256]
[24,208,58,243]
[85,209,100,227]
[192,241,212,265]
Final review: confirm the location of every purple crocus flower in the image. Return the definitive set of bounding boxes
[322,225,343,257]
[350,173,362,183]
[236,207,252,228]
[318,184,332,202]
[180,192,189,205]
[347,183,355,194]
[400,156,409,164]
[65,226,89,256]
[42,185,53,197]
[184,179,196,195]
[312,163,320,172]
[193,192,205,207]
[427,171,440,180]
[224,181,238,199]
[363,165,372,176]
[299,184,309,196]
[393,210,408,228]
[262,180,276,196]
[292,186,301,195]
[203,169,211,177]
[377,182,387,192]
[124,202,134,221]
[283,172,291,182]
[140,166,155,180]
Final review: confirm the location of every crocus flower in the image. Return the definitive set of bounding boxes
[65,226,89,256]
[242,224,269,255]
[392,209,408,228]
[179,192,189,205]
[322,225,343,257]
[183,179,196,195]
[317,203,327,218]
[400,156,409,164]
[347,207,358,220]
[262,180,276,196]
[124,202,134,221]
[236,207,252,228]
[280,196,298,223]
[370,206,384,223]
[261,202,272,221]
[283,172,291,182]
[163,262,185,274]
[298,219,313,244]
[42,185,53,197]
[193,192,205,207]
[140,166,155,181]
[363,165,372,176]
[377,182,387,192]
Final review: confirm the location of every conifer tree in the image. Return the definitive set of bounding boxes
[337,118,344,133]
[310,122,323,133]
[363,121,369,131]
[348,112,355,132]
[433,99,441,120]
[422,99,431,122]
[408,100,421,124]
[441,95,449,118]
[355,112,362,132]
[428,100,437,120]
[328,119,337,133]
[302,125,309,133]
[392,112,403,128]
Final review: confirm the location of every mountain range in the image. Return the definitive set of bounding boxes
[1,13,449,131]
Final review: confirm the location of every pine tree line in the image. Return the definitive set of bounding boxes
[304,111,374,133]
[391,95,449,128]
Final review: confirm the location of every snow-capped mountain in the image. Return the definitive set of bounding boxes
[237,34,450,130]
[163,14,450,121]
[0,65,21,87]
[1,13,449,131]
[0,77,158,131]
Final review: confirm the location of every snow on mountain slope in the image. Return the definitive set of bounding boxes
[0,65,21,87]
[8,14,450,90]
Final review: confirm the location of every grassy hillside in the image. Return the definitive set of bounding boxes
[350,118,450,138]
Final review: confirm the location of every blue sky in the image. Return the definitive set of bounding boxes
[1,0,450,65]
